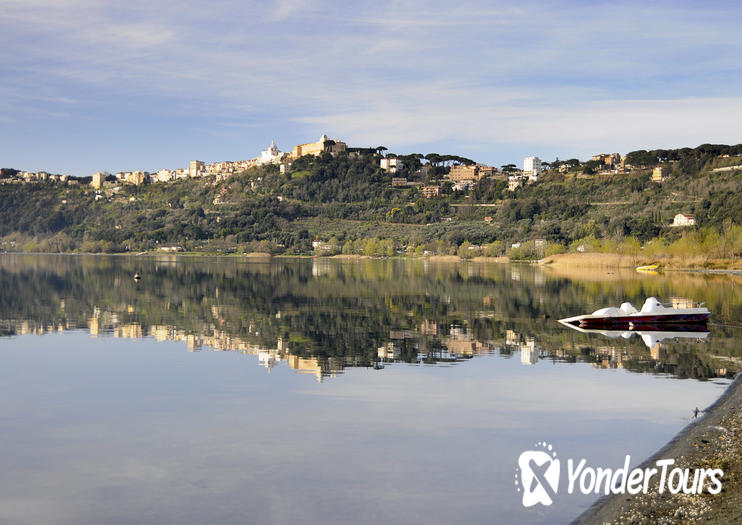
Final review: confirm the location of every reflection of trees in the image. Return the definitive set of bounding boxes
[0,255,740,380]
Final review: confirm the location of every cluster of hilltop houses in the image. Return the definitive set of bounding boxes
[5,140,690,200]
[6,147,630,203]
[88,134,352,189]
[388,162,501,196]
[388,156,546,197]
[12,171,78,184]
[4,134,354,189]
[9,133,549,192]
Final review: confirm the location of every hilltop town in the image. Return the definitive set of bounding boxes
[2,133,699,191]
[1,136,741,262]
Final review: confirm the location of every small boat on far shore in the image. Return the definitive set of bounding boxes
[559,297,709,329]
[636,263,660,273]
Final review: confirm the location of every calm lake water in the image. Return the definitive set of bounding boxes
[1,254,740,524]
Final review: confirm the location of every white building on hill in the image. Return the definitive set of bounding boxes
[259,140,283,165]
[380,157,402,173]
[524,156,542,181]
[672,214,696,227]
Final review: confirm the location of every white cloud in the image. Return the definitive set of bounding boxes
[296,96,742,158]
[270,0,319,20]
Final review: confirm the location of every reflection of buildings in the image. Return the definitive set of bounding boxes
[376,325,497,365]
[520,338,539,365]
[114,324,143,339]
[2,307,350,382]
[285,355,338,382]
[1,294,733,382]
[594,346,626,369]
[443,331,497,357]
[378,342,400,360]
[650,343,666,361]
[258,350,278,370]
[312,259,333,277]
[505,330,540,365]
[420,320,439,336]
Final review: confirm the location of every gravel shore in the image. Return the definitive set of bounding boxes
[575,373,742,524]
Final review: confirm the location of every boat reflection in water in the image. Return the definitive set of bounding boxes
[558,320,710,349]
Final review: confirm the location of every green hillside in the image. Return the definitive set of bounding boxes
[1,144,741,256]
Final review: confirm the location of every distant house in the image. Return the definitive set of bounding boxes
[592,153,621,167]
[652,166,667,183]
[448,164,479,183]
[291,134,346,158]
[422,185,440,198]
[447,164,496,183]
[452,181,472,192]
[672,213,696,227]
[154,169,174,183]
[477,165,498,178]
[523,156,541,181]
[189,160,205,178]
[508,175,525,191]
[126,171,148,185]
[391,177,408,187]
[380,158,402,173]
[91,172,105,189]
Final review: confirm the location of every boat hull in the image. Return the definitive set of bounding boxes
[574,313,708,328]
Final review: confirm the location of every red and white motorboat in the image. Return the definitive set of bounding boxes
[558,297,709,329]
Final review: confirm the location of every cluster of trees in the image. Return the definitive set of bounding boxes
[508,240,566,260]
[324,237,509,259]
[625,143,742,168]
[340,238,396,256]
[568,223,742,260]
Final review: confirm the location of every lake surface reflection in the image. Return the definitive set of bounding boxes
[0,254,740,524]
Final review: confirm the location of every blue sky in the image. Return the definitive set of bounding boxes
[1,0,742,176]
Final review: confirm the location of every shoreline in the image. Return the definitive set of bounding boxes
[540,252,742,272]
[575,372,742,524]
[3,251,741,273]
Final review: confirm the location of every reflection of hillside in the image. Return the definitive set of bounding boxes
[0,254,740,381]
[3,312,734,381]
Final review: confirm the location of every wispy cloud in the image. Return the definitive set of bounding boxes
[269,0,319,20]
[0,0,741,173]
[297,95,742,160]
